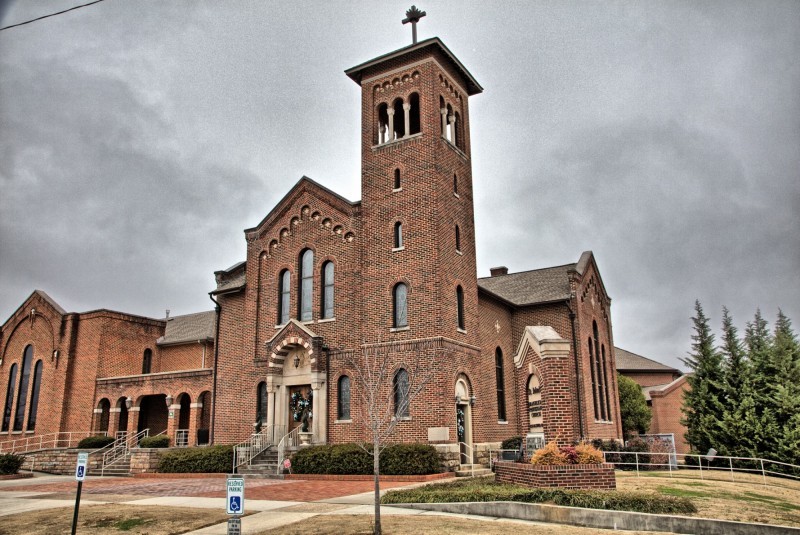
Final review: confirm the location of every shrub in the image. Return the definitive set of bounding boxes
[77,435,115,449]
[530,442,568,465]
[139,436,170,448]
[0,453,24,475]
[500,436,522,450]
[382,477,697,515]
[158,445,233,473]
[291,443,441,475]
[574,443,604,464]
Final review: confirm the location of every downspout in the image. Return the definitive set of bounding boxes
[567,300,585,441]
[208,292,222,445]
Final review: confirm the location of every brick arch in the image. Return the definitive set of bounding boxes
[269,336,314,369]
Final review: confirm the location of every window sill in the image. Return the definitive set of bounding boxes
[456,250,462,256]
[391,416,412,422]
[457,328,467,334]
[317,318,336,323]
[392,246,405,252]
[453,192,460,198]
[498,420,508,425]
[594,420,614,424]
[274,324,287,329]
[302,320,315,325]
[335,419,352,424]
[393,187,402,193]
[390,326,410,332]
[371,132,423,150]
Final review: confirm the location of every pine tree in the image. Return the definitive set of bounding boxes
[744,309,779,458]
[681,301,726,454]
[718,307,751,457]
[772,310,800,464]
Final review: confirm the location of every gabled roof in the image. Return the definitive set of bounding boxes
[615,347,681,374]
[157,310,216,346]
[478,264,574,306]
[212,261,246,295]
[644,374,690,400]
[345,37,483,95]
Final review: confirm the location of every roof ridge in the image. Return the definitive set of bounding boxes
[477,262,576,280]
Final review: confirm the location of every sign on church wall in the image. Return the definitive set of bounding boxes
[527,374,545,450]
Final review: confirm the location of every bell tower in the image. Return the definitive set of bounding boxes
[345,9,483,344]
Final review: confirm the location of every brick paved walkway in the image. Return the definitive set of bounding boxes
[9,476,409,502]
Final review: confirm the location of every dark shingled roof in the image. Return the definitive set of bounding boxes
[157,311,216,346]
[477,264,574,306]
[615,347,680,373]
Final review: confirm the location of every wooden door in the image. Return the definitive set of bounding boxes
[288,385,312,433]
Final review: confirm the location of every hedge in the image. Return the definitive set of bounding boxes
[501,436,522,450]
[291,443,441,475]
[77,435,115,449]
[382,477,696,515]
[0,453,24,475]
[139,436,170,448]
[158,445,233,473]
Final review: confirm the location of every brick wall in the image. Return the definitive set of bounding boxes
[494,460,616,490]
[648,376,690,454]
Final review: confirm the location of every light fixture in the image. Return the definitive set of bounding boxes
[125,397,133,410]
[165,394,173,407]
[294,354,300,368]
[469,395,476,406]
[454,395,462,404]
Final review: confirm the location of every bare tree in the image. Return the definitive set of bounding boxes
[339,339,444,535]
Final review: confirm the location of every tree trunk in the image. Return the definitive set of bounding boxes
[373,433,381,535]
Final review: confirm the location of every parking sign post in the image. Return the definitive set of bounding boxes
[71,452,89,535]
[226,475,244,535]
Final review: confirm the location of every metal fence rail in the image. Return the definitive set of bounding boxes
[0,431,108,454]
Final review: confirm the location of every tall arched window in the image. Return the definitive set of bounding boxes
[601,344,612,420]
[592,321,608,420]
[337,375,350,420]
[453,174,458,194]
[495,348,506,421]
[26,360,43,431]
[97,398,110,433]
[299,250,314,321]
[393,283,408,328]
[393,222,403,249]
[408,93,421,135]
[278,269,290,325]
[392,98,405,139]
[455,225,461,252]
[321,261,335,319]
[393,168,401,189]
[13,345,33,431]
[393,368,409,418]
[377,102,389,144]
[142,348,152,374]
[456,285,465,330]
[256,382,267,426]
[588,337,599,419]
[2,364,17,432]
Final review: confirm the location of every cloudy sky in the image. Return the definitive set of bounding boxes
[1,1,798,370]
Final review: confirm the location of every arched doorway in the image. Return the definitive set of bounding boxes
[96,399,110,434]
[197,391,211,445]
[454,376,473,465]
[116,397,129,438]
[527,373,545,450]
[176,393,191,447]
[137,394,168,436]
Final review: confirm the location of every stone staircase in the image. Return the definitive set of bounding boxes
[100,456,132,477]
[455,463,492,477]
[236,446,284,479]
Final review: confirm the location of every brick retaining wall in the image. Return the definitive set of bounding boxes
[494,461,615,490]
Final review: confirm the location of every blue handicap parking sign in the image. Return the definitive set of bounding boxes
[229,496,241,513]
[77,466,85,478]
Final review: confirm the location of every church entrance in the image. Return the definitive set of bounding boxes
[288,384,312,433]
[454,376,473,465]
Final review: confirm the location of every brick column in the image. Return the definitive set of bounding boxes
[166,402,180,446]
[127,407,140,437]
[188,402,202,446]
[108,408,121,437]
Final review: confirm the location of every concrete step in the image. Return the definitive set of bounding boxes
[455,466,492,477]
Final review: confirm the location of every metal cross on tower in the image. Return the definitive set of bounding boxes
[402,5,426,44]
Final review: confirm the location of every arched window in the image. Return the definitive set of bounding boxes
[455,225,461,252]
[2,364,17,432]
[377,102,389,144]
[393,222,403,249]
[337,375,350,420]
[456,285,465,330]
[393,283,408,328]
[454,111,462,149]
[299,250,314,321]
[13,345,33,431]
[588,337,599,419]
[592,321,608,421]
[392,98,405,139]
[393,168,401,190]
[26,360,43,431]
[453,174,458,195]
[278,269,290,325]
[321,261,334,319]
[601,344,612,420]
[408,93,421,135]
[393,368,409,418]
[142,348,152,374]
[495,348,506,421]
[256,382,267,426]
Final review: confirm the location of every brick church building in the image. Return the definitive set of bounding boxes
[0,21,622,460]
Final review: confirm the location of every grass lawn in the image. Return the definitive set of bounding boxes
[0,504,231,535]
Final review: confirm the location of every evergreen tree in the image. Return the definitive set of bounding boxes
[617,373,652,438]
[744,309,779,458]
[681,301,726,454]
[718,307,751,457]
[772,311,800,464]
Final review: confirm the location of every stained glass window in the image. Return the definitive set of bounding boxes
[338,375,350,420]
[322,262,334,319]
[300,250,313,321]
[495,348,506,421]
[2,364,17,432]
[13,345,33,431]
[393,283,408,328]
[26,360,43,431]
[394,368,409,418]
[279,270,290,325]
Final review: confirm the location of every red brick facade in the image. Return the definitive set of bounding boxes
[494,461,616,490]
[1,37,622,455]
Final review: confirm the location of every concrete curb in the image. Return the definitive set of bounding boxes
[387,501,800,535]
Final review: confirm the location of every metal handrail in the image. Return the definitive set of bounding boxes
[0,431,108,454]
[602,451,800,487]
[101,428,149,476]
[232,424,283,473]
[275,427,299,475]
[458,441,475,477]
